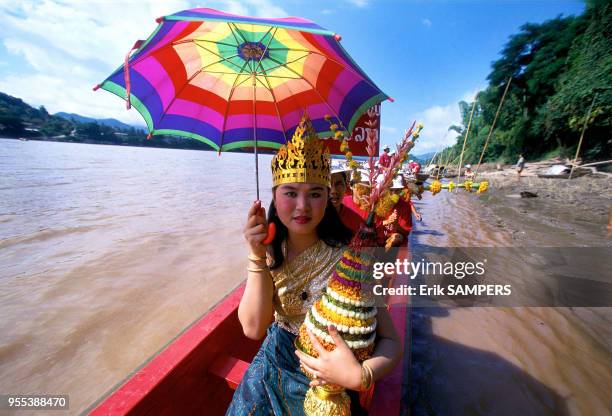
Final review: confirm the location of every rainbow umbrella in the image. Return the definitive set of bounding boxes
[95,8,389,197]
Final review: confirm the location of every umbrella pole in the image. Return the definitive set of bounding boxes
[252,73,260,200]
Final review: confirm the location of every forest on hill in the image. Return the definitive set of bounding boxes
[0,92,214,151]
[436,0,610,166]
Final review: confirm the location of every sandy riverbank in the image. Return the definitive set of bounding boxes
[474,163,612,246]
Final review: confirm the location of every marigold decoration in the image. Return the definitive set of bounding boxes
[425,180,488,196]
[340,140,349,153]
[374,191,399,218]
[430,180,442,195]
[297,115,423,416]
[477,181,488,194]
[324,118,361,190]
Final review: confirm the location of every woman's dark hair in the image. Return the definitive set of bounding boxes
[267,192,352,269]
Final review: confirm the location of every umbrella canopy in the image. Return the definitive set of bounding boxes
[96,8,389,153]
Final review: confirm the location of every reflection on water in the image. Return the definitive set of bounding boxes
[0,139,272,414]
[408,191,612,415]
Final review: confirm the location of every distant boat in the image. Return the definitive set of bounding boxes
[442,169,457,178]
[415,172,430,182]
[536,164,591,179]
[18,137,28,141]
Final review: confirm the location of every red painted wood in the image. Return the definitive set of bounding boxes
[370,246,411,416]
[209,354,250,390]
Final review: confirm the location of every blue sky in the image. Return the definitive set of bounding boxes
[0,0,584,154]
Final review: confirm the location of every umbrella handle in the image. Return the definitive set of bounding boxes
[261,223,276,245]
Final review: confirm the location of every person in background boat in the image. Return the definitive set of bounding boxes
[403,181,423,219]
[329,159,350,213]
[227,115,401,416]
[340,170,386,245]
[464,163,475,180]
[382,176,420,249]
[378,144,391,171]
[516,154,526,177]
[408,159,421,175]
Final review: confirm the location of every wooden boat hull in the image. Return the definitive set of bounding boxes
[87,284,261,415]
[88,252,412,415]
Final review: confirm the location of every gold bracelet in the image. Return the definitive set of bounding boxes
[248,253,266,262]
[247,266,268,273]
[248,258,267,268]
[361,363,373,391]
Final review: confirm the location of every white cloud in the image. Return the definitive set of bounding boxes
[407,86,487,155]
[346,0,369,8]
[409,103,460,154]
[381,125,398,134]
[0,0,288,126]
[321,9,334,15]
[421,18,432,28]
[461,87,482,103]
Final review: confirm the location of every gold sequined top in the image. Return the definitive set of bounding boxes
[270,240,344,334]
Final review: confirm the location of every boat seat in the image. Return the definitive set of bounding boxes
[209,354,250,390]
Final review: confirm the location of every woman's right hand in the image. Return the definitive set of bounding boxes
[244,200,268,258]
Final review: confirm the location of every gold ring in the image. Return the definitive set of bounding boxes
[313,372,318,380]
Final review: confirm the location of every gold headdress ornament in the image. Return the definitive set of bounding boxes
[272,114,331,187]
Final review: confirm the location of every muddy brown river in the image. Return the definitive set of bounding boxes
[1,139,610,415]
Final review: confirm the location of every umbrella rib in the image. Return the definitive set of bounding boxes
[172,38,238,48]
[266,47,383,94]
[258,67,288,143]
[197,70,244,76]
[228,23,252,71]
[229,22,249,44]
[226,22,244,50]
[218,60,252,153]
[265,55,348,131]
[256,26,275,49]
[256,53,309,75]
[252,74,302,80]
[193,41,244,71]
[234,75,254,88]
[254,27,277,74]
[125,37,238,69]
[155,55,241,127]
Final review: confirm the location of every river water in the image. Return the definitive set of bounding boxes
[0,138,272,414]
[0,138,610,415]
[408,191,612,415]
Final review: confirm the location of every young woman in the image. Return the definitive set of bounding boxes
[226,117,401,415]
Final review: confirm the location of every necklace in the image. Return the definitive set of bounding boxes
[282,239,322,302]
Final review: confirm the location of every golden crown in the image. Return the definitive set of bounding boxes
[272,114,331,187]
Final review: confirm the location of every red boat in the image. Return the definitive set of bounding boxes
[87,250,411,415]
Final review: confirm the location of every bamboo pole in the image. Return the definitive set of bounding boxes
[475,77,512,175]
[569,92,598,179]
[438,148,454,179]
[580,159,612,168]
[458,97,478,181]
[426,149,440,168]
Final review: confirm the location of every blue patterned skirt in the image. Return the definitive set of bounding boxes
[226,323,366,416]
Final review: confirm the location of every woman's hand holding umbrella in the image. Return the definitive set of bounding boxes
[244,201,271,257]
